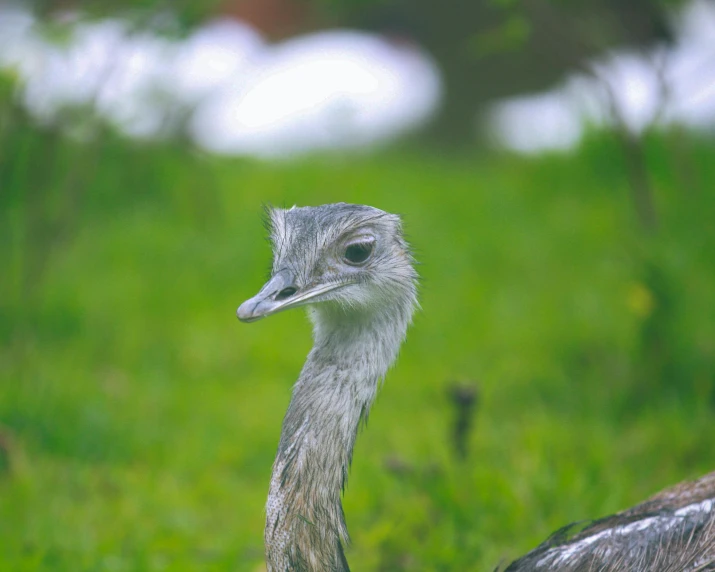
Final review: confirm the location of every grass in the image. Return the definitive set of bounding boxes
[1,122,714,570]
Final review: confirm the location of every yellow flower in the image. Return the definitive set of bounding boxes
[627,282,655,318]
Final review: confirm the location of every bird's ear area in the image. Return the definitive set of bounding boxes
[378,213,413,255]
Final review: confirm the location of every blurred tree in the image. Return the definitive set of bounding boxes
[350,0,680,145]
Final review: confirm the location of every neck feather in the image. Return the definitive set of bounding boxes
[265,295,414,571]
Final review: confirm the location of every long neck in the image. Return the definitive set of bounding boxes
[265,300,413,571]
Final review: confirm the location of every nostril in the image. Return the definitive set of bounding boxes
[275,287,297,301]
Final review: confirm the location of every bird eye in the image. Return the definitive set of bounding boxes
[343,241,374,265]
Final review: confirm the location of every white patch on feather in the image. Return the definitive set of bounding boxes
[535,498,714,568]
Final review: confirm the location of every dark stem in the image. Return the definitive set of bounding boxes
[448,381,479,461]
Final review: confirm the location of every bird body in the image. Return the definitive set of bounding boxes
[504,471,715,571]
[237,203,715,571]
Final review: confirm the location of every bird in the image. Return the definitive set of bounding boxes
[236,202,715,571]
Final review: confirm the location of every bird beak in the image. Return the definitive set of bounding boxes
[237,268,299,323]
[237,269,351,323]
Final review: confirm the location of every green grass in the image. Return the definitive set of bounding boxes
[1,125,714,570]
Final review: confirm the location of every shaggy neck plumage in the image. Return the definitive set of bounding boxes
[265,294,414,572]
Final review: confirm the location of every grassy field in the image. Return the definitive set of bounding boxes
[1,122,714,570]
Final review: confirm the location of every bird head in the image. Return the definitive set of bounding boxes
[237,203,418,324]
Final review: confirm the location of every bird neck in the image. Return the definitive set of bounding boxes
[265,300,413,572]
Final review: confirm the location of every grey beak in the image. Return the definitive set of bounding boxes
[237,269,298,323]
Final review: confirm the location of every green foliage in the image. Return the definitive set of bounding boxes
[467,13,531,58]
[1,112,714,570]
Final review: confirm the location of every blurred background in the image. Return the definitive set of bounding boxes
[1,0,714,569]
